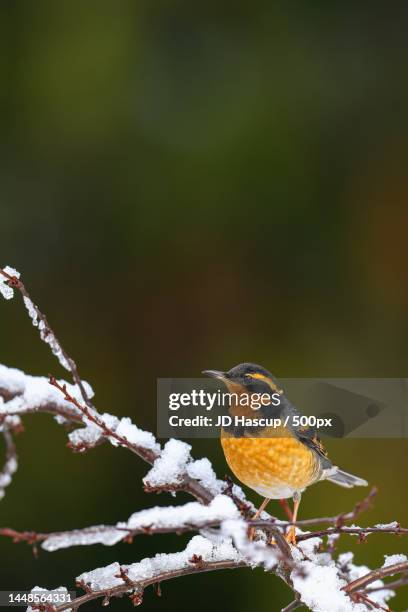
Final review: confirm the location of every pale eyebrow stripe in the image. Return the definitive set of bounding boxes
[248,372,283,394]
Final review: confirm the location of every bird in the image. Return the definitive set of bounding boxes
[203,362,368,545]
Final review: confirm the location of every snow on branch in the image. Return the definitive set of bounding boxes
[76,534,243,595]
[0,364,92,423]
[0,265,243,504]
[27,530,407,612]
[35,536,247,612]
[0,426,18,500]
[48,376,160,459]
[1,487,406,556]
[1,266,71,372]
[1,265,408,612]
[249,487,408,543]
[0,495,240,552]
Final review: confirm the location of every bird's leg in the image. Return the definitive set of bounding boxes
[285,491,301,546]
[253,497,271,520]
[278,498,293,521]
[248,497,270,541]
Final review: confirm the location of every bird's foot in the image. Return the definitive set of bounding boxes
[284,526,297,546]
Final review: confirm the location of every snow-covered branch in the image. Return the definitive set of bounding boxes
[0,266,87,388]
[0,364,92,424]
[2,489,406,555]
[0,426,18,500]
[46,536,247,611]
[0,364,219,505]
[2,264,408,612]
[28,531,408,612]
[344,559,408,595]
[0,495,240,551]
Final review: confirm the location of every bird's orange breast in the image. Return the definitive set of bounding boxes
[221,430,321,498]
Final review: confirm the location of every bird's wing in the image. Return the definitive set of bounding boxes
[296,430,331,466]
[279,395,333,469]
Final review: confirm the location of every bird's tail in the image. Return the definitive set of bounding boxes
[325,468,368,488]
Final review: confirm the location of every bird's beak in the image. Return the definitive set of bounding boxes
[202,369,227,381]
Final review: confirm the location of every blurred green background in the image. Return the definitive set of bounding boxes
[1,2,408,610]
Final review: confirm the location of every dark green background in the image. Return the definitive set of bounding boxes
[1,3,407,610]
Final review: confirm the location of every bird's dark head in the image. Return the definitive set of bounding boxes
[202,362,282,395]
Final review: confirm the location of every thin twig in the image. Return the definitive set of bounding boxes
[349,590,391,611]
[48,376,213,505]
[278,498,293,521]
[295,525,408,542]
[0,394,84,425]
[0,366,213,505]
[0,482,400,556]
[0,427,18,499]
[0,268,215,505]
[0,528,44,545]
[2,517,405,554]
[281,598,302,612]
[343,561,408,594]
[366,575,408,593]
[0,268,92,408]
[251,487,378,529]
[247,488,407,543]
[0,521,223,548]
[2,266,408,612]
[48,377,157,463]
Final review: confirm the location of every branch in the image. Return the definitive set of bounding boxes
[2,515,405,558]
[43,536,247,611]
[0,495,241,552]
[2,265,407,612]
[0,426,18,499]
[246,487,406,544]
[0,267,91,407]
[53,559,247,612]
[295,524,408,543]
[48,376,158,464]
[343,561,408,594]
[0,364,216,506]
[0,265,245,507]
[348,591,391,611]
[0,366,87,425]
[281,599,302,612]
[251,487,378,530]
[366,576,408,593]
[49,377,215,505]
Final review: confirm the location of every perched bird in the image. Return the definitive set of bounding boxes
[203,363,367,544]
